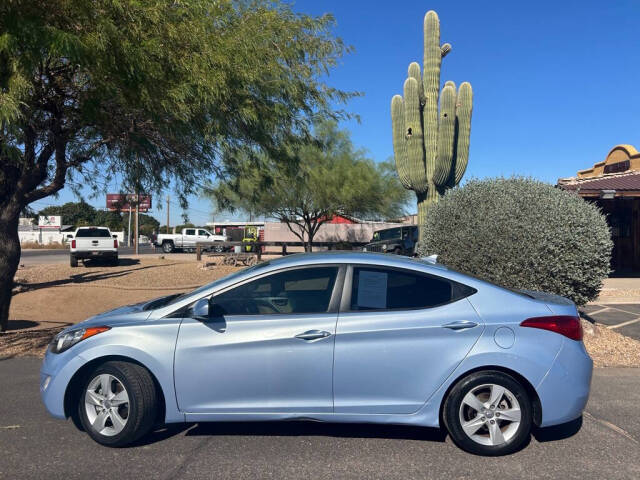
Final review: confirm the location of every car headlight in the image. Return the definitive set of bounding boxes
[49,326,111,354]
[362,247,367,252]
[382,244,388,251]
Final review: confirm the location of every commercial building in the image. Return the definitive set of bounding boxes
[558,144,640,272]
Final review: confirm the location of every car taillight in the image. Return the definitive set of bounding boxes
[520,315,583,341]
[71,239,76,249]
[114,239,118,248]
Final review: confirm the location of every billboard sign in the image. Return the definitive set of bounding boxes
[38,215,62,229]
[106,194,152,212]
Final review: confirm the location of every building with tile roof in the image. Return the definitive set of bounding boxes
[558,144,640,272]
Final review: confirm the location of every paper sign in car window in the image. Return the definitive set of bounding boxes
[357,270,388,309]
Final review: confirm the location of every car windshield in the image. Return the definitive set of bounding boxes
[165,260,273,306]
[75,228,111,238]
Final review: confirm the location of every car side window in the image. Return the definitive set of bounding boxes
[350,267,461,311]
[198,229,209,236]
[185,229,196,236]
[213,267,339,315]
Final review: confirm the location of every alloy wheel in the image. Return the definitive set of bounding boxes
[458,383,521,446]
[84,374,130,436]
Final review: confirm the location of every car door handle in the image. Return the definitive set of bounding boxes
[295,330,332,341]
[442,320,478,331]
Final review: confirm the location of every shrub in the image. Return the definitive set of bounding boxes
[417,177,612,305]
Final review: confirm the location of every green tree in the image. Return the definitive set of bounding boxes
[38,201,97,227]
[0,0,353,330]
[209,121,410,251]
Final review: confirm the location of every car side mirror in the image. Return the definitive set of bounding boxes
[192,298,210,320]
[112,235,118,239]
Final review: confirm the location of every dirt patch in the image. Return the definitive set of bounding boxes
[582,319,640,367]
[2,259,245,357]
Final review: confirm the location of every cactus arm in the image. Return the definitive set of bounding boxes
[422,10,441,185]
[452,82,473,186]
[403,77,428,192]
[408,62,425,104]
[391,95,412,189]
[433,83,456,186]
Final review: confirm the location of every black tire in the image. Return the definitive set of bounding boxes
[112,255,119,266]
[443,370,532,456]
[213,244,224,253]
[70,255,78,267]
[162,241,174,253]
[393,247,402,255]
[78,361,157,447]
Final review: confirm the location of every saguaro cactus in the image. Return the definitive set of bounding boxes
[391,11,473,235]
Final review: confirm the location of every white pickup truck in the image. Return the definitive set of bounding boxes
[69,226,118,267]
[155,228,226,253]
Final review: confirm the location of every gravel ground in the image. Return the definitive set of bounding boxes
[581,319,640,367]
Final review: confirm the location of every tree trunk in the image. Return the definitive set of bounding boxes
[0,207,21,332]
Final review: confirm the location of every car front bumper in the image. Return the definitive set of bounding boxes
[40,348,88,419]
[536,338,593,427]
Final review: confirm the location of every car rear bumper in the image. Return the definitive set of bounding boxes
[536,338,593,427]
[71,250,117,259]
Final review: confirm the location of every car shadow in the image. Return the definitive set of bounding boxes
[183,421,447,442]
[135,418,582,449]
[532,416,583,442]
[132,421,447,446]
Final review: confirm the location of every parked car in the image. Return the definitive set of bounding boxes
[363,225,418,256]
[40,252,592,455]
[155,227,226,253]
[68,226,118,267]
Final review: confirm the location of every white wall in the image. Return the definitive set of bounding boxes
[19,230,125,246]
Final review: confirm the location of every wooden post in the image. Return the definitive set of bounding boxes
[196,243,202,261]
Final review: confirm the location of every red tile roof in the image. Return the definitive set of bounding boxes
[558,171,640,192]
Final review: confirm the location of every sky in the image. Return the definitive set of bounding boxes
[38,0,640,225]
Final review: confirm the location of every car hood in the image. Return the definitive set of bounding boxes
[65,297,163,332]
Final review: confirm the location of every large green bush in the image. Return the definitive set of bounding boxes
[417,177,612,305]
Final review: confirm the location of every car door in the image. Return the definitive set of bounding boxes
[174,265,344,414]
[183,228,197,248]
[333,265,482,414]
[197,229,210,245]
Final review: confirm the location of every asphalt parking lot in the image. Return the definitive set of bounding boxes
[580,304,640,340]
[0,358,638,480]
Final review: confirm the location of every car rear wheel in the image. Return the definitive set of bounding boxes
[78,361,157,447]
[162,241,174,253]
[70,255,78,267]
[443,370,532,456]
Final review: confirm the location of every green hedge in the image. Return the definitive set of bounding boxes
[417,177,612,305]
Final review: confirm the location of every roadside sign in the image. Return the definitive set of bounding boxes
[106,194,152,212]
[38,215,61,229]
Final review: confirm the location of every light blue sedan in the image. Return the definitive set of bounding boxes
[40,252,592,455]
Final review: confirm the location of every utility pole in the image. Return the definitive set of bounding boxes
[166,194,170,234]
[134,191,140,255]
[127,206,132,247]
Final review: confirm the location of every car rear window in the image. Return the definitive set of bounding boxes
[75,228,111,238]
[350,266,476,311]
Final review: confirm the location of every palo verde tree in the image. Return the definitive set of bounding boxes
[0,0,354,331]
[208,121,410,251]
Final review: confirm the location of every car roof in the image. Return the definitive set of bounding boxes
[261,251,448,271]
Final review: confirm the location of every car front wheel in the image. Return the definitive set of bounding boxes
[162,242,174,253]
[78,361,157,447]
[443,370,532,456]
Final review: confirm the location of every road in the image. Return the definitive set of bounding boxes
[19,245,158,265]
[0,359,638,480]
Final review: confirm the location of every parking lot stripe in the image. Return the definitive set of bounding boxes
[607,317,640,330]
